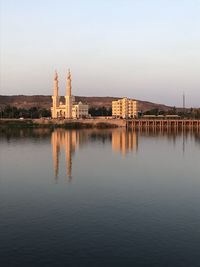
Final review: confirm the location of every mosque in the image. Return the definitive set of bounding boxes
[51,70,89,119]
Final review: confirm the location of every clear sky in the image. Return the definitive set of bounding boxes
[0,0,200,107]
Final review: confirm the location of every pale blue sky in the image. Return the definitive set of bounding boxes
[0,0,200,107]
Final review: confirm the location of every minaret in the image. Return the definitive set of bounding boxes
[51,71,60,118]
[65,69,72,118]
[67,69,72,96]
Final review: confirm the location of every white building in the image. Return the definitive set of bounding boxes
[72,102,89,119]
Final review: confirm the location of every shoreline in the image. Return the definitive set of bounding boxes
[0,118,124,129]
[0,118,200,129]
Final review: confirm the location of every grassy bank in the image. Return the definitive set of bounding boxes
[0,119,118,129]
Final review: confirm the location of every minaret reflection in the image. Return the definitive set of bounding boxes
[52,131,60,179]
[112,129,138,156]
[51,129,78,181]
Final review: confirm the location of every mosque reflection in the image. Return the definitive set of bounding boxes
[51,129,92,181]
[52,130,76,180]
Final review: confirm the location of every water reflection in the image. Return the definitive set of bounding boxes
[112,130,138,156]
[51,129,112,180]
[50,128,200,181]
[51,129,139,180]
[51,129,78,181]
[0,127,199,182]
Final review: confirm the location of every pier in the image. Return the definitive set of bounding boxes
[126,119,200,130]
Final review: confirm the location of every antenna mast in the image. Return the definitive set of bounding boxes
[183,92,185,115]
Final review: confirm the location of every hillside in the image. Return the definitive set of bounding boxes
[0,95,173,112]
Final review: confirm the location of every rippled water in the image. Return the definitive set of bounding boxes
[0,128,200,266]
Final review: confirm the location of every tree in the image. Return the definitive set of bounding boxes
[1,105,51,118]
[89,107,112,116]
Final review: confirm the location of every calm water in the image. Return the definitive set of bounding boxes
[0,128,200,267]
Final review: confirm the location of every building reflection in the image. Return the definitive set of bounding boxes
[112,130,138,156]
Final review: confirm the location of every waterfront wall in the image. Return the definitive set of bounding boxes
[0,118,126,128]
[41,118,126,127]
[1,118,200,129]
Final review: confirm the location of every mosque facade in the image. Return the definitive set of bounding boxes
[51,70,89,119]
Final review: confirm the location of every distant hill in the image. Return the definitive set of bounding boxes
[0,95,174,112]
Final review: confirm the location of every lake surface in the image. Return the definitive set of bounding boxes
[0,128,200,267]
